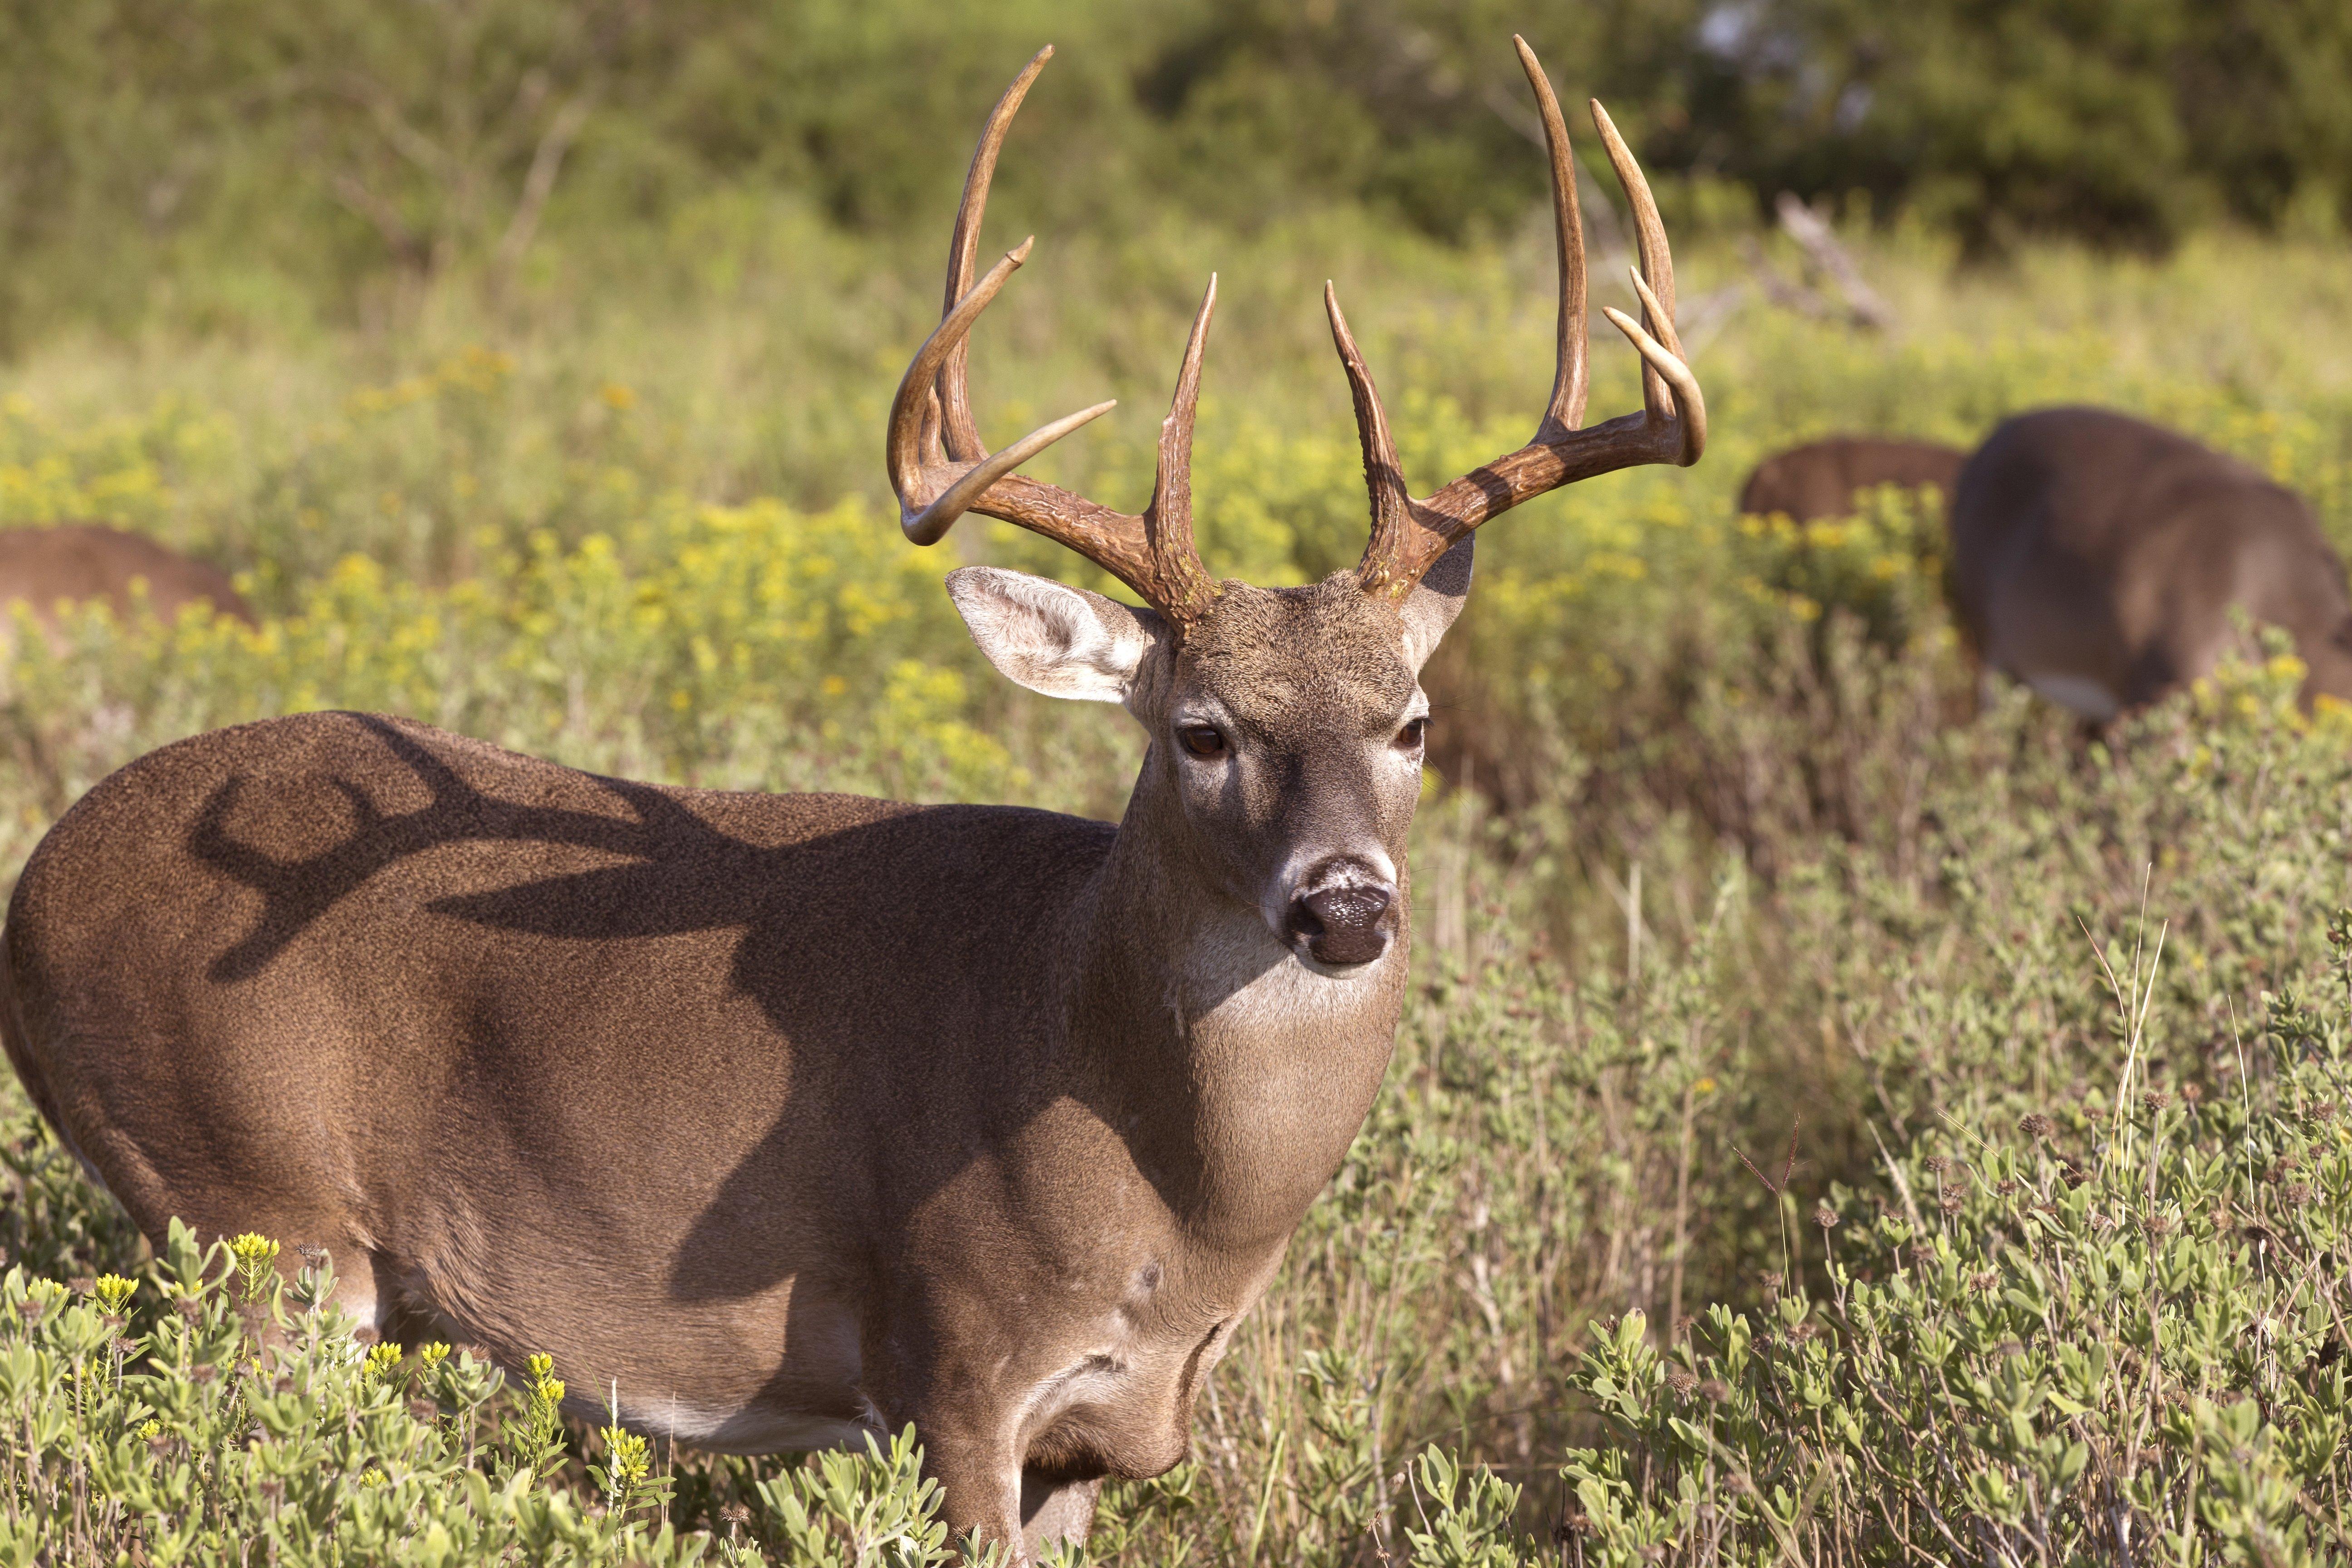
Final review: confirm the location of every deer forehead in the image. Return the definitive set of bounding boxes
[1172,580,1418,730]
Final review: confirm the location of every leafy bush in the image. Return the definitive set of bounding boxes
[1563,985,2352,1563]
[0,1220,713,1564]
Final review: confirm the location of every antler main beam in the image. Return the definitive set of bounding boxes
[886,46,1220,624]
[1337,37,1708,601]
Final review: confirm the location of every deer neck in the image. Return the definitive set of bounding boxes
[1063,766,1408,1253]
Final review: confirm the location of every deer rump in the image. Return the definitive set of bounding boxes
[1,711,1252,1476]
[1948,407,2352,720]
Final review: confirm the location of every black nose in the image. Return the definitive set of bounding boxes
[1286,880,1395,966]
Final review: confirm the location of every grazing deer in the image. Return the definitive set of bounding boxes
[1949,406,2352,720]
[0,523,253,634]
[0,40,1700,1558]
[1738,436,1965,524]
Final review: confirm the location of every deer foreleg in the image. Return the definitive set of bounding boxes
[1019,1470,1103,1554]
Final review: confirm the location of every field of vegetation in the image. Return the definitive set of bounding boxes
[5,9,2352,1558]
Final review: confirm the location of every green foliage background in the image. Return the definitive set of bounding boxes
[4,1,2352,1562]
[6,0,2352,344]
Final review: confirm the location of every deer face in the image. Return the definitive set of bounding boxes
[898,39,1702,979]
[947,542,1468,969]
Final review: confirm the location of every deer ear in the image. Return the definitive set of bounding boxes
[947,567,1164,704]
[1397,535,1473,673]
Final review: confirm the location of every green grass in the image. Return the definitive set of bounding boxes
[2,216,2352,1562]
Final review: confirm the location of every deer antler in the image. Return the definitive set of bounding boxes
[887,47,1220,624]
[1332,37,1708,601]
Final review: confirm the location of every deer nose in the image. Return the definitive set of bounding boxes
[1284,866,1396,967]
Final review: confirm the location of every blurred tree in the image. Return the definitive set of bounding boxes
[633,0,1149,233]
[1676,0,2352,252]
[269,0,654,282]
[4,0,2351,346]
[1133,0,1711,238]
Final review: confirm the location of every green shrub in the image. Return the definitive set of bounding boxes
[1561,982,2352,1563]
[0,1219,719,1564]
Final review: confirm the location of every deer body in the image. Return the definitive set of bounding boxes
[1738,437,1964,523]
[0,523,252,632]
[5,688,1404,1539]
[0,40,1703,1558]
[1949,407,2352,719]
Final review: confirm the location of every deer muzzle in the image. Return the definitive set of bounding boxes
[1282,859,1398,967]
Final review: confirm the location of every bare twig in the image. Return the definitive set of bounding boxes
[1773,192,1897,331]
[325,171,428,270]
[1742,236,1840,320]
[1669,1076,1696,1337]
[1870,1120,1926,1234]
[333,71,461,185]
[491,87,598,288]
[1673,282,1748,359]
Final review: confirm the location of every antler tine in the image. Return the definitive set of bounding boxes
[1602,278,1706,464]
[938,46,1054,460]
[1346,39,1707,601]
[887,237,1118,546]
[1325,283,1422,595]
[892,236,1032,499]
[1589,98,1680,421]
[1142,275,1223,620]
[887,48,1221,623]
[1514,35,1589,439]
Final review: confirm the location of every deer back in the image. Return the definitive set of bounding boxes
[1738,436,1965,524]
[0,524,252,633]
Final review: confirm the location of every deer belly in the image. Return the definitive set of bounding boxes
[1986,587,2125,720]
[447,1264,878,1457]
[650,1403,879,1455]
[2020,671,2121,721]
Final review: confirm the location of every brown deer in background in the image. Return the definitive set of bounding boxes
[0,523,252,634]
[1738,436,1965,523]
[1948,406,2352,720]
[0,40,1702,1559]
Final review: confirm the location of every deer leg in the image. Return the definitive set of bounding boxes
[906,1403,1028,1558]
[916,1413,1105,1561]
[2122,638,2190,713]
[1020,1470,1103,1554]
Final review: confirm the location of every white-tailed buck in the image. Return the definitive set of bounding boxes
[1738,436,1964,524]
[0,40,1701,1558]
[0,523,253,634]
[1949,406,2352,720]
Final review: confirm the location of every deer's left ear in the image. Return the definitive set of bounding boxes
[1397,535,1473,673]
[947,567,1166,704]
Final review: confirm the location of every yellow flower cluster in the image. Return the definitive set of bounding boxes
[343,346,515,418]
[0,492,1028,822]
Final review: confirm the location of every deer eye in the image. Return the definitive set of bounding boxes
[1395,717,1428,752]
[1177,725,1229,759]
